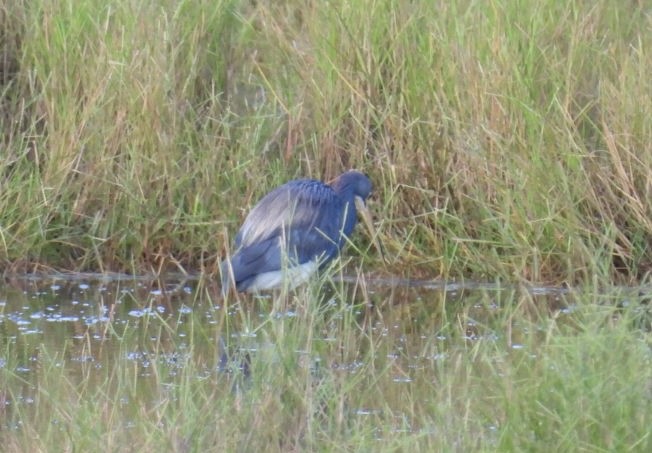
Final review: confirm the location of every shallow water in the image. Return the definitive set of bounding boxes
[0,274,648,437]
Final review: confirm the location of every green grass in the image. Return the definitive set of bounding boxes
[1,2,651,449]
[1,278,650,451]
[0,0,651,283]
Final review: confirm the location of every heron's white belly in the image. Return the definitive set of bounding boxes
[246,261,319,292]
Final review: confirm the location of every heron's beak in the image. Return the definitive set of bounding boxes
[354,196,386,264]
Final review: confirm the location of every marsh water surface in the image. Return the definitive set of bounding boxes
[1,275,649,444]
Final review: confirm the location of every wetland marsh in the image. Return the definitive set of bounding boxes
[1,0,652,450]
[1,276,651,451]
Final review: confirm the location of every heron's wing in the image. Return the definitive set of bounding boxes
[222,235,282,290]
[238,180,344,249]
[229,180,347,281]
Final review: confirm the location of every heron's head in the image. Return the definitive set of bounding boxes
[331,170,372,202]
[333,170,385,263]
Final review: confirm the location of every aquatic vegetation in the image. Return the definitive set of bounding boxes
[1,277,650,451]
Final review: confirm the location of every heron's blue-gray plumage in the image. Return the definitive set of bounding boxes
[221,171,372,293]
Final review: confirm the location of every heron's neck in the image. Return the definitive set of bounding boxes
[339,191,358,238]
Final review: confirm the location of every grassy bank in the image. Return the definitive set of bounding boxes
[1,0,652,283]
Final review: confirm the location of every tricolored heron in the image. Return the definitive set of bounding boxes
[221,170,379,294]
